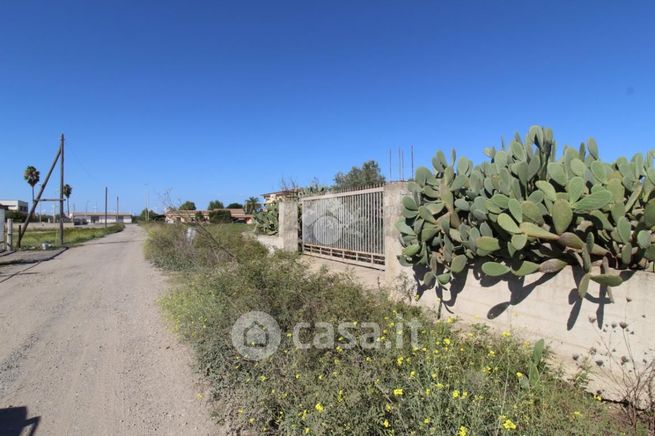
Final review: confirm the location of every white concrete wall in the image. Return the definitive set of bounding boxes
[383,182,655,401]
[255,234,283,252]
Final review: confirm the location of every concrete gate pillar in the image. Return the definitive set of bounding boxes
[279,199,299,252]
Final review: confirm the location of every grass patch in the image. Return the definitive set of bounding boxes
[149,224,642,435]
[19,224,125,249]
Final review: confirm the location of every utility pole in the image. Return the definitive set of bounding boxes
[116,196,119,223]
[18,139,63,247]
[59,134,65,246]
[104,187,108,228]
[145,188,150,222]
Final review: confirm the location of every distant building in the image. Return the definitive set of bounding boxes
[164,208,253,224]
[261,189,301,205]
[70,211,133,224]
[0,200,28,213]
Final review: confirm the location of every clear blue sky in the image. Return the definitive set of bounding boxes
[1,1,654,213]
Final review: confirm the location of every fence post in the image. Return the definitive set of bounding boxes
[0,209,5,251]
[7,218,14,251]
[279,199,299,252]
[383,182,413,288]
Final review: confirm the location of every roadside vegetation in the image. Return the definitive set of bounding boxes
[19,224,125,249]
[146,223,645,435]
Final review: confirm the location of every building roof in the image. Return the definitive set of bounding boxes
[260,189,301,198]
[72,212,132,216]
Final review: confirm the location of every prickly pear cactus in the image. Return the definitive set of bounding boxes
[254,202,280,236]
[397,126,655,298]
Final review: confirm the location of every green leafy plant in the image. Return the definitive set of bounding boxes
[254,201,280,235]
[398,126,655,299]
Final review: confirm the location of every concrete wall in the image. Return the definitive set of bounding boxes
[383,182,655,401]
[251,199,298,254]
[255,234,283,252]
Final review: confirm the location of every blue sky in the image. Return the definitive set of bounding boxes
[1,1,654,213]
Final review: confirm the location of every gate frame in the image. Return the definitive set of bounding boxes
[300,186,385,270]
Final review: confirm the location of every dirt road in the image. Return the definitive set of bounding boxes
[0,225,220,435]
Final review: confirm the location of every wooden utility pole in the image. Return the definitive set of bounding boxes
[104,187,108,228]
[116,196,119,223]
[59,134,65,246]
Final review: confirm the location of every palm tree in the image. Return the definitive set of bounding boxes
[245,196,261,214]
[63,184,73,218]
[24,166,40,203]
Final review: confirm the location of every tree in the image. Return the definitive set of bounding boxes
[179,201,196,211]
[138,208,162,222]
[226,202,243,209]
[24,165,40,203]
[244,196,262,214]
[333,160,385,190]
[63,184,72,218]
[209,209,232,224]
[208,200,224,210]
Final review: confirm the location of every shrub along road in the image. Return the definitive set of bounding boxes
[0,225,219,435]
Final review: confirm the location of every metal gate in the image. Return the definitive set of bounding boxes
[301,187,384,269]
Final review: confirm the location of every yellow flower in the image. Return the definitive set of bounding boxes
[502,419,517,430]
[443,338,452,345]
[393,388,404,397]
[318,374,324,380]
[383,419,390,428]
[304,428,310,434]
[286,332,292,337]
[573,410,582,418]
[314,402,324,412]
[259,375,267,382]
[502,331,511,337]
[409,370,416,378]
[425,388,431,396]
[462,391,468,399]
[447,316,456,324]
[435,383,445,389]
[458,426,468,436]
[295,373,301,379]
[423,417,431,425]
[516,372,524,378]
[594,394,603,401]
[396,356,405,366]
[336,346,343,353]
[488,350,496,357]
[385,403,392,412]
[452,389,460,399]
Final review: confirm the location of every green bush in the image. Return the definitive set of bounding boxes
[144,223,266,271]
[398,126,655,298]
[209,209,232,224]
[148,225,635,434]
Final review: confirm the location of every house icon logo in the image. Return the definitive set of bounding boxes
[231,311,281,361]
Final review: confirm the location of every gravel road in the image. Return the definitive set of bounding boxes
[0,225,221,435]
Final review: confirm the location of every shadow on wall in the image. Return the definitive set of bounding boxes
[411,260,638,331]
[0,406,40,436]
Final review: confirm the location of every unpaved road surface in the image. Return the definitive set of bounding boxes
[0,225,220,435]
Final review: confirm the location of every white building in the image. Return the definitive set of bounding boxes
[70,211,133,224]
[0,200,28,213]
